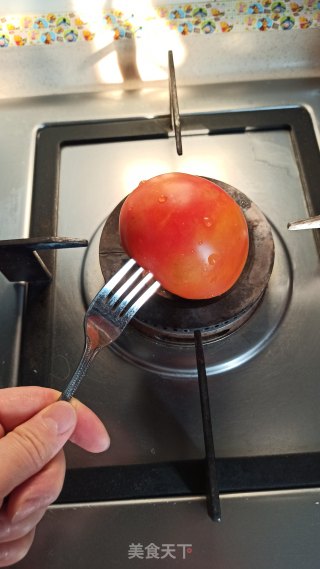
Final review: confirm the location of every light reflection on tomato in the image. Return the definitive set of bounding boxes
[119,173,249,300]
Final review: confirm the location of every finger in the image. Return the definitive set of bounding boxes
[0,528,35,568]
[0,387,110,453]
[0,508,46,544]
[6,451,66,524]
[0,387,58,429]
[68,397,110,452]
[0,401,76,500]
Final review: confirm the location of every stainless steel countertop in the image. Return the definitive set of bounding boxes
[1,77,320,567]
[16,489,320,569]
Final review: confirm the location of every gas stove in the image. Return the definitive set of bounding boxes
[1,76,320,568]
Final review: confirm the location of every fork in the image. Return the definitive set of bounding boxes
[59,258,160,401]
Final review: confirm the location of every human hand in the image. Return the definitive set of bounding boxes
[0,386,110,567]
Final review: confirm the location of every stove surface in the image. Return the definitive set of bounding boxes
[1,77,320,568]
[39,118,320,470]
[1,83,320,465]
[1,81,320,475]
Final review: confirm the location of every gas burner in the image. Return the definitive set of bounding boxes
[82,178,292,378]
[99,179,274,343]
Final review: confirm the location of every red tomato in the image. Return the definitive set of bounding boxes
[119,173,249,300]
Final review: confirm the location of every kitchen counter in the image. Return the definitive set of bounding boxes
[15,490,320,569]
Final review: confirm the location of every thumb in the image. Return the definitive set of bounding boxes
[0,401,76,501]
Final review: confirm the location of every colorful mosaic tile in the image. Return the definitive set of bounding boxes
[0,1,318,46]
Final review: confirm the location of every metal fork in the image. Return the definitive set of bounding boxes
[59,259,160,401]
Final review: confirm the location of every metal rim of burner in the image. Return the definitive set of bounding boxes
[99,178,275,345]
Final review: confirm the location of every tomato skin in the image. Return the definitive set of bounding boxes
[119,173,249,300]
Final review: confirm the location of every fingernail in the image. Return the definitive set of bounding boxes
[0,519,10,539]
[11,500,40,524]
[42,401,76,435]
[95,433,111,453]
[0,549,9,562]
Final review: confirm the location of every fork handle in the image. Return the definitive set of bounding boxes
[59,341,99,402]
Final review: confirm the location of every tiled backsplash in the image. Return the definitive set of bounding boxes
[0,1,319,48]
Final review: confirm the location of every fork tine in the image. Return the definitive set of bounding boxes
[121,280,161,323]
[114,272,154,316]
[93,258,136,303]
[108,265,144,308]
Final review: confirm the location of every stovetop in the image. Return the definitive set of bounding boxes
[1,79,320,503]
[48,118,318,470]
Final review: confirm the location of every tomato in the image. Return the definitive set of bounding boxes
[119,173,249,300]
